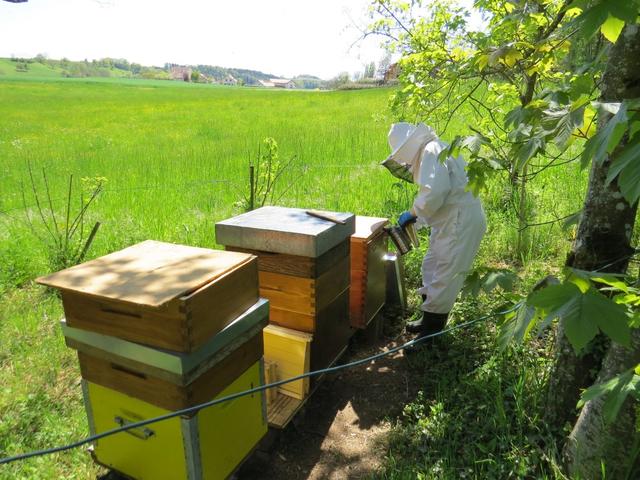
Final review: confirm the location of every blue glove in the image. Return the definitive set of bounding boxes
[398,211,417,229]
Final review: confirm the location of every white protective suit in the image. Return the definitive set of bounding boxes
[386,122,487,314]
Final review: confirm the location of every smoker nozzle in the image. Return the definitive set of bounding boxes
[385,225,412,256]
[385,222,420,256]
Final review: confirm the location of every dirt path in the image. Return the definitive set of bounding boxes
[239,323,419,480]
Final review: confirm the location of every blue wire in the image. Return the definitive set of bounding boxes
[0,305,519,466]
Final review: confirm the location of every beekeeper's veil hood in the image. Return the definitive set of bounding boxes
[382,122,437,183]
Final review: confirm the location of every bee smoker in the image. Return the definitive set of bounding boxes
[384,222,419,256]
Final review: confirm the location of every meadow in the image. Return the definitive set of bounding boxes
[0,76,590,478]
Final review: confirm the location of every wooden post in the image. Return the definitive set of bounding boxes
[249,165,255,211]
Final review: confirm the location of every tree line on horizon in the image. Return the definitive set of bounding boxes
[3,54,394,90]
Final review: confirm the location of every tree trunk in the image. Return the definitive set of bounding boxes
[546,24,640,435]
[564,329,640,479]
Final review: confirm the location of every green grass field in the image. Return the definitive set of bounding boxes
[0,76,590,478]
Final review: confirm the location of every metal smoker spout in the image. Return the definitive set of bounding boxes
[385,222,419,256]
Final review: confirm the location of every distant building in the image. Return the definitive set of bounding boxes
[383,63,400,84]
[222,74,238,86]
[170,65,192,82]
[260,78,295,89]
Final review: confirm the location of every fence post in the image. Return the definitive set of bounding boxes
[249,165,255,211]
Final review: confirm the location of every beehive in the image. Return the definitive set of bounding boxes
[216,207,355,373]
[40,241,269,479]
[350,216,389,328]
[63,299,269,411]
[37,240,259,353]
[83,361,266,480]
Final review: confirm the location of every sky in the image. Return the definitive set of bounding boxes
[0,0,389,79]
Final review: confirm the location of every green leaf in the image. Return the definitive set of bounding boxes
[578,369,640,424]
[607,0,640,23]
[477,54,489,72]
[578,370,633,407]
[600,15,625,43]
[503,48,523,67]
[529,283,631,353]
[568,274,591,293]
[584,289,631,347]
[562,293,600,354]
[505,107,524,129]
[576,3,610,40]
[569,74,594,100]
[498,302,537,351]
[605,136,640,184]
[482,270,517,293]
[603,376,640,423]
[462,270,482,297]
[590,275,630,294]
[607,136,640,204]
[514,136,545,170]
[581,102,628,168]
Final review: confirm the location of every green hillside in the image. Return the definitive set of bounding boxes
[0,57,135,80]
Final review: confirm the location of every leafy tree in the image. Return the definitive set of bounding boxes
[376,50,392,80]
[369,0,640,475]
[364,61,376,79]
[369,0,585,257]
[328,71,350,89]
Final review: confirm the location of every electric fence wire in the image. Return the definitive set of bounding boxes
[0,239,637,466]
[0,304,520,466]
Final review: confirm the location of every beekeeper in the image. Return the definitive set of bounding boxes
[382,122,486,339]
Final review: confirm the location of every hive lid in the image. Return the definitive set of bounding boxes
[61,298,269,381]
[352,216,390,240]
[215,206,355,258]
[37,240,254,307]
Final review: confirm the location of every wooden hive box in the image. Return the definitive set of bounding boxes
[37,240,259,353]
[350,216,389,329]
[63,299,269,411]
[216,207,354,372]
[263,323,312,400]
[83,361,266,480]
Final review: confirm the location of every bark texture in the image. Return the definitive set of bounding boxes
[564,329,640,479]
[547,24,640,435]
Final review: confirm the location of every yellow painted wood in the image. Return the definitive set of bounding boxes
[88,382,187,480]
[263,325,311,399]
[199,362,267,478]
[86,361,266,479]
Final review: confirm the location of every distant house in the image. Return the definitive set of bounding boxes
[222,74,238,86]
[383,63,400,84]
[260,78,295,89]
[170,65,192,82]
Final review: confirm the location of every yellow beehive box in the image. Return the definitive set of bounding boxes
[262,324,311,400]
[83,361,267,480]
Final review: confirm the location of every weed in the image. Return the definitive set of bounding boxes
[21,167,102,272]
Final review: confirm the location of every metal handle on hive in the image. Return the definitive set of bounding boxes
[114,416,155,440]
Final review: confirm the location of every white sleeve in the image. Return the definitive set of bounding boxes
[412,141,451,221]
